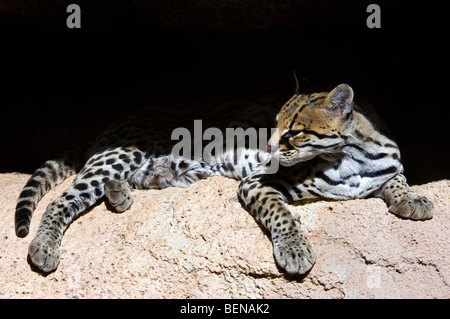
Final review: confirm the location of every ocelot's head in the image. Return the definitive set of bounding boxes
[268,84,354,166]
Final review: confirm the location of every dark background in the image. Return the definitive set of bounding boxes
[0,0,448,184]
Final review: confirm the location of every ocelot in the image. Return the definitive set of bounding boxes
[15,83,433,274]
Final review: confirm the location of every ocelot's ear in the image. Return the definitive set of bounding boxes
[326,84,354,116]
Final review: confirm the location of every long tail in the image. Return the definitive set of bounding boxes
[15,156,79,237]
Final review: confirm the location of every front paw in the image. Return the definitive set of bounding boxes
[389,193,434,220]
[272,233,316,276]
[28,236,61,272]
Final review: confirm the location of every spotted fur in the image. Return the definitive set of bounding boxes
[238,84,433,275]
[15,85,433,275]
[15,97,274,272]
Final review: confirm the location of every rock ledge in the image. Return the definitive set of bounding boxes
[0,173,448,298]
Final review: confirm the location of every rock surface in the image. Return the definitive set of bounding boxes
[0,173,448,299]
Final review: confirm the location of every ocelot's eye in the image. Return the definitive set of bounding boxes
[288,130,303,136]
[281,130,302,144]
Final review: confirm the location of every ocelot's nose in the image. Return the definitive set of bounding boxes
[267,142,278,154]
[267,132,279,154]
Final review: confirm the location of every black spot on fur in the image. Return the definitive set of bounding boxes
[257,205,263,216]
[119,154,131,164]
[248,196,256,207]
[90,180,99,187]
[241,167,247,178]
[25,179,40,189]
[15,207,31,220]
[16,200,32,208]
[74,183,88,191]
[83,172,94,179]
[34,171,46,178]
[133,152,142,164]
[112,164,123,171]
[20,189,36,198]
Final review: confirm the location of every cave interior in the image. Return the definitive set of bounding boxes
[0,1,448,184]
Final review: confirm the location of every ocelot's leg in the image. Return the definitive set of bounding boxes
[28,147,144,272]
[28,180,105,272]
[376,174,434,220]
[29,178,134,272]
[105,179,133,212]
[238,173,316,275]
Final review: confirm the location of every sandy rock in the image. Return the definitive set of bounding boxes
[0,173,448,298]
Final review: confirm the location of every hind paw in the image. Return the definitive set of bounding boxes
[28,236,60,273]
[105,179,133,213]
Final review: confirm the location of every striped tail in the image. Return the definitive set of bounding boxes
[15,157,78,237]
